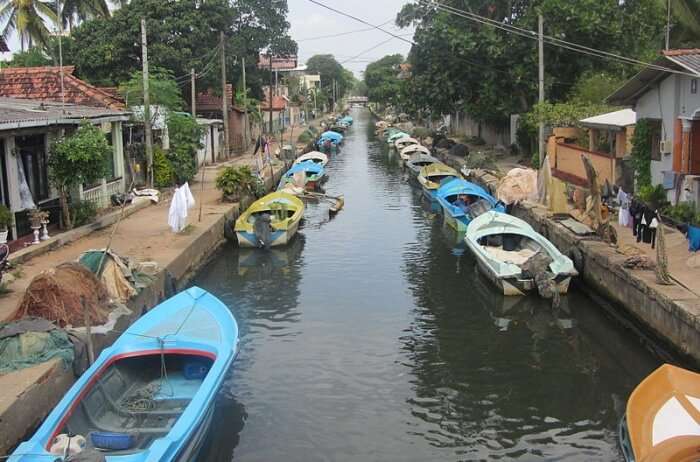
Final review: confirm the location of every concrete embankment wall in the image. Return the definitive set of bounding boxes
[0,163,289,455]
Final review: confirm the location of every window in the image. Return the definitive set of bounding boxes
[692,79,698,94]
[16,134,49,201]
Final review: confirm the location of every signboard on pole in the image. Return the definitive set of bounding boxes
[258,54,298,71]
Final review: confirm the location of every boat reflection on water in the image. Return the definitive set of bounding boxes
[236,234,306,277]
[440,221,468,258]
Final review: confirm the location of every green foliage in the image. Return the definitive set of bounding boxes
[0,0,58,51]
[69,200,97,227]
[531,152,540,169]
[297,131,312,144]
[364,54,404,107]
[306,55,352,108]
[631,119,653,189]
[521,101,614,133]
[48,122,109,229]
[412,127,430,139]
[0,205,14,229]
[638,184,668,209]
[6,48,52,67]
[153,147,174,188]
[167,113,203,185]
[569,72,626,104]
[215,165,257,200]
[663,201,696,223]
[119,68,184,111]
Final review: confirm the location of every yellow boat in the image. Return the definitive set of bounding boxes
[234,192,304,248]
[620,364,700,462]
[417,163,460,201]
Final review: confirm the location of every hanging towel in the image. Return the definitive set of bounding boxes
[617,189,631,227]
[168,182,195,233]
[688,225,700,252]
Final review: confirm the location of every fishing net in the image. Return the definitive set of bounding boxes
[497,168,538,205]
[79,250,137,303]
[0,318,74,374]
[14,263,110,327]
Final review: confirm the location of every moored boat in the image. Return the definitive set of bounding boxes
[279,160,326,191]
[387,131,410,144]
[294,151,329,167]
[10,287,239,462]
[619,364,700,462]
[399,144,432,162]
[464,211,577,296]
[235,191,305,248]
[405,153,439,179]
[417,163,461,201]
[317,131,343,151]
[436,179,506,232]
[394,136,419,152]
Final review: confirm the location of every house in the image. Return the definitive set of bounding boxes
[195,85,249,154]
[0,66,124,110]
[608,49,700,203]
[260,94,288,134]
[0,97,130,242]
[547,109,636,190]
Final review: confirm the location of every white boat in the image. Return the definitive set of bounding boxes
[394,136,419,152]
[464,211,577,296]
[294,151,329,167]
[399,144,431,162]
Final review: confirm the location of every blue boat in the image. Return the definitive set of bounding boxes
[436,179,506,232]
[340,115,353,126]
[278,160,326,191]
[10,287,239,462]
[317,131,343,151]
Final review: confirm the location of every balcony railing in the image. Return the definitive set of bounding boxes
[81,178,124,208]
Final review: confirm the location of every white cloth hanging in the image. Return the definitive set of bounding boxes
[168,182,195,233]
[16,155,36,211]
[617,188,632,227]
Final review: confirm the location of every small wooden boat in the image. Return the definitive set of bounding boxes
[294,151,329,167]
[400,144,432,162]
[11,287,239,462]
[464,211,577,296]
[619,364,700,462]
[387,131,410,144]
[235,191,304,248]
[279,160,326,191]
[394,136,419,152]
[317,131,343,150]
[405,153,439,179]
[417,163,461,201]
[436,179,506,232]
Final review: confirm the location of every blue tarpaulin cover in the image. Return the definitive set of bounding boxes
[688,225,700,252]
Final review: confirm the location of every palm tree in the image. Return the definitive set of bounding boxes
[0,0,57,51]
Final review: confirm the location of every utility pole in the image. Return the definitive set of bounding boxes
[242,57,249,149]
[190,68,196,117]
[538,14,545,168]
[220,32,230,159]
[665,0,671,50]
[56,0,65,113]
[141,19,154,188]
[268,53,274,135]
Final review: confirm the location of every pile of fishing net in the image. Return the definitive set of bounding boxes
[13,263,110,328]
[79,249,139,303]
[497,168,538,205]
[0,317,74,374]
[522,251,561,307]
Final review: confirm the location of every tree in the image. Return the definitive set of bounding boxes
[364,54,404,107]
[6,48,52,67]
[166,113,203,185]
[48,122,109,229]
[306,54,352,109]
[60,0,110,31]
[396,0,666,124]
[0,0,57,51]
[118,67,184,110]
[662,0,700,47]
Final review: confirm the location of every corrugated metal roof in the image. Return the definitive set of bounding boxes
[0,97,130,130]
[580,109,636,129]
[667,54,700,74]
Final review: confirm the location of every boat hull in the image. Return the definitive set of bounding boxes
[443,212,469,233]
[473,254,572,296]
[236,218,300,248]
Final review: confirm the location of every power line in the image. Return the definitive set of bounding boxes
[341,36,396,64]
[296,19,394,42]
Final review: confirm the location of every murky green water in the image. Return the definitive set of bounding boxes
[195,109,660,461]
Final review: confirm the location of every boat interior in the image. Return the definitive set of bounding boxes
[249,207,296,224]
[427,174,456,185]
[56,353,213,455]
[478,233,543,267]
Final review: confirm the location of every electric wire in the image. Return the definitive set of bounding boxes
[296,19,394,42]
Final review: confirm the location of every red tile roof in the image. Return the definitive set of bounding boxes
[663,48,700,56]
[0,66,125,110]
[195,85,245,114]
[260,95,287,111]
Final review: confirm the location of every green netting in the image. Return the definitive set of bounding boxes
[0,330,74,374]
[79,250,105,274]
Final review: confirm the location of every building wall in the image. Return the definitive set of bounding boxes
[450,111,510,147]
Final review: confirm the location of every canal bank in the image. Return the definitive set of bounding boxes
[195,108,659,461]
[432,140,700,367]
[0,152,291,455]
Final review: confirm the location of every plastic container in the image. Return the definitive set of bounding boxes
[89,431,136,451]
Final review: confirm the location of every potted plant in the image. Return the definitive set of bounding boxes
[215,166,258,202]
[0,205,13,244]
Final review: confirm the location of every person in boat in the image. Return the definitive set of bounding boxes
[454,194,472,213]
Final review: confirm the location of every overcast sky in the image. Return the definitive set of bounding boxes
[287,0,414,77]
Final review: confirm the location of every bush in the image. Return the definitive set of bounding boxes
[663,201,696,223]
[298,131,312,144]
[167,113,203,185]
[0,205,13,230]
[215,166,258,201]
[70,200,98,227]
[638,184,668,209]
[531,152,540,168]
[153,147,175,188]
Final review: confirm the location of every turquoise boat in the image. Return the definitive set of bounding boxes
[278,160,326,191]
[387,131,410,144]
[436,179,506,232]
[10,287,239,461]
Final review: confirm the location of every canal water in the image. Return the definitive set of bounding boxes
[196,109,660,461]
